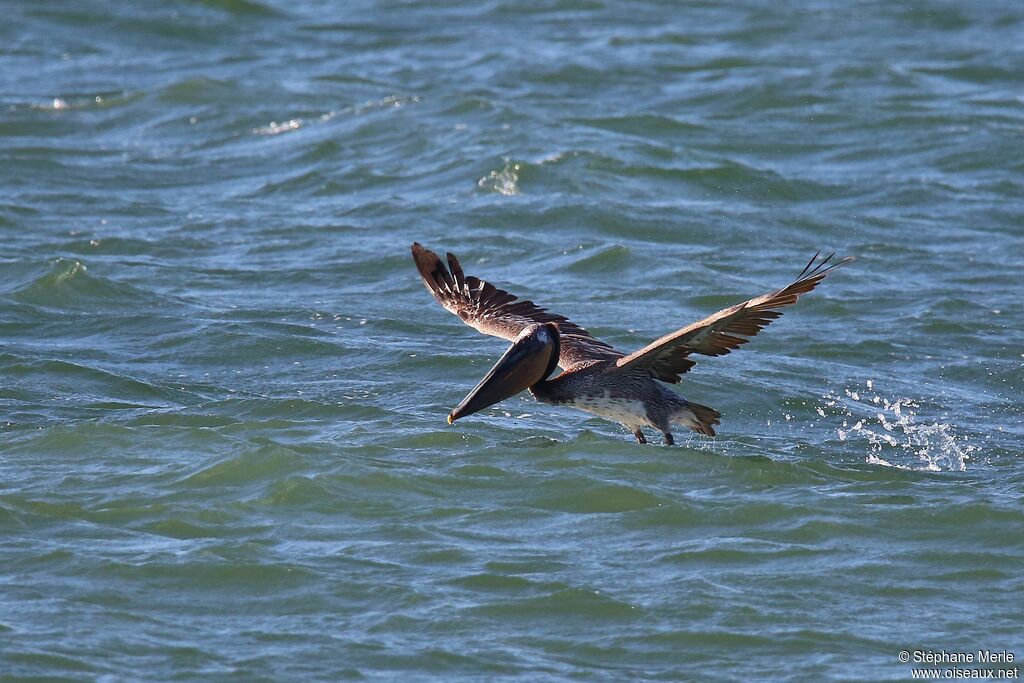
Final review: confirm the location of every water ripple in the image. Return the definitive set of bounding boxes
[2,0,1023,679]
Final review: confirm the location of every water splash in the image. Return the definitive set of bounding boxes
[478,159,521,196]
[823,381,978,471]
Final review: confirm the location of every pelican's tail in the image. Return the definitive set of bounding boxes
[673,401,720,437]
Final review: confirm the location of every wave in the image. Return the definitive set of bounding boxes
[12,259,165,312]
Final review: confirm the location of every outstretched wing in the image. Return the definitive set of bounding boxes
[615,253,854,383]
[412,243,622,370]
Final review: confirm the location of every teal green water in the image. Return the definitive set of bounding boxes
[2,1,1023,680]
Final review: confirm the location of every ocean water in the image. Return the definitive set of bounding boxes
[2,0,1023,680]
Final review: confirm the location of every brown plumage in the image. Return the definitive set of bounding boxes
[412,242,621,370]
[412,243,852,442]
[615,252,854,383]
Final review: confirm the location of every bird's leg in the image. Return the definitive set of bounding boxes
[663,432,674,446]
[632,428,647,444]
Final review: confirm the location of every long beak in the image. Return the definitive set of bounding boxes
[448,331,554,424]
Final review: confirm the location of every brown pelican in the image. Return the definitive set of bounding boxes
[412,243,852,445]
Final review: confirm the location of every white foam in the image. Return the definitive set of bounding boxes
[255,119,302,135]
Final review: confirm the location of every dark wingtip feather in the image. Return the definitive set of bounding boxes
[446,252,466,288]
[796,251,855,283]
[411,242,439,268]
[411,242,450,295]
[797,250,822,280]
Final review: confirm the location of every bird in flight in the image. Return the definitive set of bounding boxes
[412,243,852,445]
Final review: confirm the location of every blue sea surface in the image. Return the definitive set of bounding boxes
[2,1,1023,680]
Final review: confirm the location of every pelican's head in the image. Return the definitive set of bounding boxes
[447,323,560,424]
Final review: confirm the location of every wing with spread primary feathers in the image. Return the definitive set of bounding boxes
[615,252,854,383]
[412,243,622,370]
